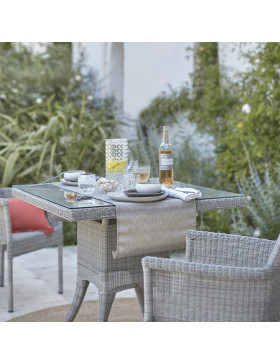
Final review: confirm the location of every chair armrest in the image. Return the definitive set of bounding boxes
[142,256,278,322]
[186,230,275,268]
[142,256,274,280]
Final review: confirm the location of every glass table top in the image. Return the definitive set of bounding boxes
[174,181,243,200]
[13,184,114,209]
[13,181,243,210]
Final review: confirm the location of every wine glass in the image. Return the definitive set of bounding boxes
[133,164,150,183]
[78,173,96,202]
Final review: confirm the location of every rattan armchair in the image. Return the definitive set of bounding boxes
[0,187,63,312]
[142,230,280,322]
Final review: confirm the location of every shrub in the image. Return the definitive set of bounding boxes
[0,43,99,113]
[0,42,120,244]
[231,161,280,240]
[135,43,280,234]
[0,96,119,186]
[0,42,119,186]
[217,43,280,185]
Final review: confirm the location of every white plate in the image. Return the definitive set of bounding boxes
[64,170,85,182]
[107,191,168,202]
[60,178,78,186]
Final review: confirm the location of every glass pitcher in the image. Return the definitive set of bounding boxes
[105,139,133,188]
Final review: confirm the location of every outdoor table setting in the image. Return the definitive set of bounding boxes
[11,134,246,321]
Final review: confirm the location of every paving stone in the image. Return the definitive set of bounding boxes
[0,246,184,321]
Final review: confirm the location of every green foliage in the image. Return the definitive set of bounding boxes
[0,43,119,187]
[185,43,280,189]
[139,86,190,132]
[136,42,280,234]
[0,96,119,186]
[137,43,280,235]
[187,43,239,140]
[0,43,99,114]
[197,210,233,234]
[63,222,77,246]
[131,113,217,187]
[0,42,119,244]
[231,162,280,240]
[217,43,280,184]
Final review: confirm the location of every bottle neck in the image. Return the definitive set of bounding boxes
[163,127,169,143]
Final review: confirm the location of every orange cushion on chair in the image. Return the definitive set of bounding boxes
[8,198,54,234]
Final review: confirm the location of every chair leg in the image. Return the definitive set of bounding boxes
[0,245,4,287]
[58,242,63,294]
[8,257,13,312]
[98,292,116,322]
[65,279,89,322]
[135,284,144,314]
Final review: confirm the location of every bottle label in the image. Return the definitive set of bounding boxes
[160,154,173,170]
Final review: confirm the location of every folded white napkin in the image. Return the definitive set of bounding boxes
[161,186,202,201]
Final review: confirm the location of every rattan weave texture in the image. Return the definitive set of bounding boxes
[12,187,246,221]
[0,188,63,312]
[65,219,169,321]
[142,230,280,322]
[11,183,246,321]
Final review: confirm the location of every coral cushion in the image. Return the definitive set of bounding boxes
[8,198,54,234]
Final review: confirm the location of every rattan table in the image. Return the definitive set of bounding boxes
[12,182,245,321]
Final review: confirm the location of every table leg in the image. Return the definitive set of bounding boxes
[0,245,4,287]
[98,292,116,322]
[66,219,169,322]
[135,285,144,314]
[65,279,89,322]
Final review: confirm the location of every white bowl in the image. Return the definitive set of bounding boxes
[135,183,162,194]
[64,170,86,182]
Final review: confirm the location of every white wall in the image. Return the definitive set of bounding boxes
[74,42,256,120]
[74,42,194,119]
[123,42,193,118]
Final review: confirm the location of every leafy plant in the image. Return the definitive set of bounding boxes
[0,43,99,114]
[0,43,120,186]
[131,109,217,186]
[0,42,120,244]
[139,86,190,133]
[215,43,280,185]
[135,42,280,235]
[231,161,280,240]
[0,95,120,186]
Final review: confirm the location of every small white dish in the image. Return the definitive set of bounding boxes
[135,183,162,194]
[64,170,85,182]
[60,178,78,186]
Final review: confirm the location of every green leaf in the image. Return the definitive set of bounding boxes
[17,164,38,179]
[0,131,12,143]
[49,142,57,175]
[37,140,51,173]
[2,151,19,186]
[43,116,58,143]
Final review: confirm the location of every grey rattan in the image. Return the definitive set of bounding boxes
[12,186,246,221]
[65,219,169,321]
[0,188,63,312]
[142,230,280,322]
[12,183,245,321]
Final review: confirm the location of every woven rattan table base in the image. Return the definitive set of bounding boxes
[65,219,169,322]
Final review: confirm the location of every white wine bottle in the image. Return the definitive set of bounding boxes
[159,126,174,187]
